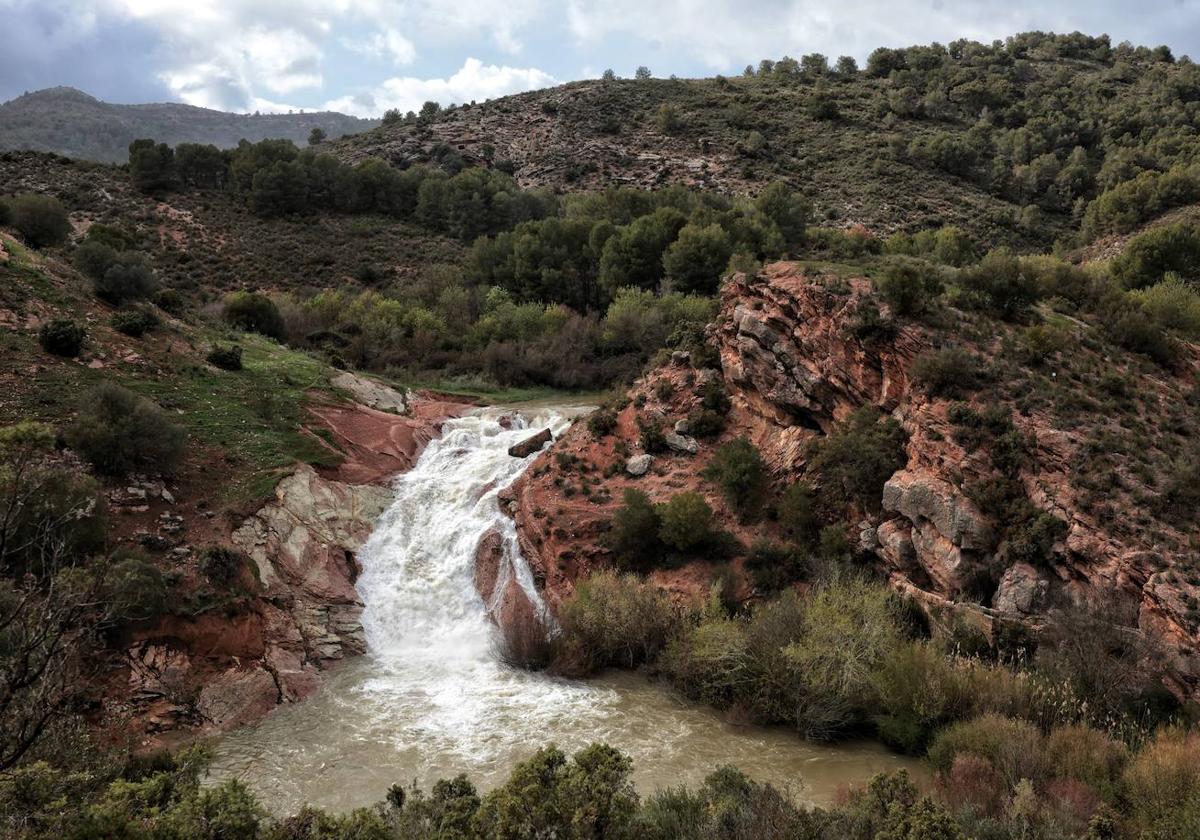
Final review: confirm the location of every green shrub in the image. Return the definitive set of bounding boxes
[224,291,285,339]
[1102,307,1178,365]
[1131,274,1200,338]
[662,223,732,295]
[702,437,769,522]
[1110,222,1200,289]
[38,318,85,357]
[777,482,819,546]
[104,552,169,623]
[657,492,714,552]
[206,345,244,371]
[1045,724,1127,801]
[607,488,664,569]
[872,643,973,754]
[110,307,159,338]
[659,602,750,708]
[552,570,677,673]
[587,408,617,438]
[66,382,186,476]
[474,744,638,839]
[959,247,1040,319]
[200,546,247,588]
[94,252,156,304]
[927,714,1047,787]
[636,416,667,454]
[911,346,983,398]
[73,239,118,280]
[1018,323,1071,365]
[7,193,71,248]
[876,257,942,316]
[808,407,908,513]
[154,288,186,316]
[745,538,806,592]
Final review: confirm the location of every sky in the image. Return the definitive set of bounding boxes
[2,1,1199,117]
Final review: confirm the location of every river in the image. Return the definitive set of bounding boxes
[207,408,919,815]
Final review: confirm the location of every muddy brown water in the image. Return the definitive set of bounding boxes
[206,409,921,815]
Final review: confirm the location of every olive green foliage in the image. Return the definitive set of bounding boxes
[0,422,105,578]
[469,744,636,839]
[807,407,908,513]
[104,551,169,623]
[657,491,714,552]
[606,488,663,570]
[37,319,85,357]
[200,546,247,588]
[777,481,820,546]
[1130,274,1200,339]
[207,345,244,371]
[1109,222,1200,289]
[662,223,732,294]
[93,251,156,305]
[224,291,285,339]
[702,436,770,521]
[552,570,676,674]
[65,382,186,477]
[957,247,1040,319]
[910,346,983,398]
[875,257,942,316]
[6,193,70,248]
[109,306,158,338]
[128,138,178,192]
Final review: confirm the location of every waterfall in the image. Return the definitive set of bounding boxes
[351,407,600,761]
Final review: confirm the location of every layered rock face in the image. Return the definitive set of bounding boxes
[121,386,466,738]
[503,262,1200,698]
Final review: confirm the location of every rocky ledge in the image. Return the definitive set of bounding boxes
[118,383,467,740]
[497,262,1200,700]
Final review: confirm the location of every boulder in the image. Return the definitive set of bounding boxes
[883,470,996,552]
[993,562,1049,614]
[625,454,653,476]
[197,667,280,730]
[664,431,699,454]
[508,428,552,458]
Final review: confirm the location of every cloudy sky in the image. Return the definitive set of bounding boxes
[2,1,1199,117]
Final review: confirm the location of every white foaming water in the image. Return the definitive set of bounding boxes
[351,407,607,760]
[207,406,920,815]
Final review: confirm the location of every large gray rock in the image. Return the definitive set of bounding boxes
[664,431,699,454]
[625,454,653,476]
[993,562,1049,614]
[508,428,552,458]
[330,371,409,414]
[882,470,997,552]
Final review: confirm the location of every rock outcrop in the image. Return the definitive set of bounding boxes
[508,428,553,458]
[502,262,1200,700]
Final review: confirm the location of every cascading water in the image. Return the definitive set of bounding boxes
[207,407,918,816]
[351,407,602,759]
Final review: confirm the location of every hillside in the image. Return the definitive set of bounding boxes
[0,87,379,163]
[332,33,1197,251]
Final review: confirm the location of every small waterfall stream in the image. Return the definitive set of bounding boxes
[207,407,918,815]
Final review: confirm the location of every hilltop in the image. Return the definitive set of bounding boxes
[332,33,1195,251]
[0,87,379,164]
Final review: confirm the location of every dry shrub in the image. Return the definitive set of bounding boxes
[936,754,1006,818]
[927,714,1047,789]
[1122,727,1200,837]
[495,601,551,670]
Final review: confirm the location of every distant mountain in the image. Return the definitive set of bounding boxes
[0,87,379,164]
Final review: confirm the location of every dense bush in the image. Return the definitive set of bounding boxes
[207,345,244,371]
[958,248,1041,319]
[94,252,156,305]
[1131,274,1200,339]
[702,436,769,521]
[606,488,663,569]
[65,382,186,476]
[657,492,715,552]
[552,570,676,674]
[1110,222,1200,289]
[73,239,118,280]
[104,551,169,623]
[662,223,732,294]
[200,546,248,588]
[224,291,285,339]
[910,346,983,398]
[807,407,908,513]
[110,306,158,338]
[6,193,70,248]
[875,257,942,316]
[37,318,85,357]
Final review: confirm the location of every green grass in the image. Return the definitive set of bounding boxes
[118,333,343,503]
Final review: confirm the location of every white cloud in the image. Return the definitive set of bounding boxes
[325,57,557,117]
[344,26,418,65]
